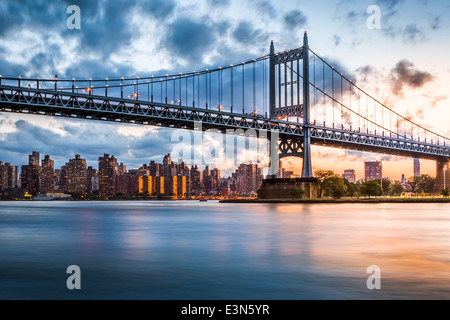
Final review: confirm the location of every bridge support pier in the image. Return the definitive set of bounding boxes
[434,160,450,193]
[266,133,280,179]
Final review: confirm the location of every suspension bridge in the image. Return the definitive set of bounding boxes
[0,32,449,190]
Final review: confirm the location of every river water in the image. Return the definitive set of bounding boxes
[0,201,449,300]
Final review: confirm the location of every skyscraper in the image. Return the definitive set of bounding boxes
[414,158,420,177]
[190,165,202,195]
[87,166,98,193]
[343,169,356,183]
[211,168,221,193]
[0,162,18,191]
[21,151,40,195]
[67,155,88,194]
[365,161,382,181]
[99,154,118,197]
[41,155,54,193]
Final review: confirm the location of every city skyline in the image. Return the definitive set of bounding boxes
[0,150,271,197]
[0,149,430,200]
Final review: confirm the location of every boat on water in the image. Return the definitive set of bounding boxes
[34,195,55,201]
[34,193,72,201]
[199,199,208,202]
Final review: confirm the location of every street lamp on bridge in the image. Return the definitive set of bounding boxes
[445,165,448,190]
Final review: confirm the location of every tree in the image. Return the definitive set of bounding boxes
[360,180,383,198]
[323,177,347,199]
[314,170,339,198]
[290,187,306,199]
[389,182,405,196]
[381,179,391,196]
[442,188,450,198]
[419,175,435,194]
[408,176,421,194]
[342,179,358,198]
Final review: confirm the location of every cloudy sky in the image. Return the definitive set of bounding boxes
[0,0,449,180]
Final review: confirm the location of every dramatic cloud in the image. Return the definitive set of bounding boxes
[402,24,425,43]
[141,0,176,18]
[389,60,434,96]
[249,0,277,18]
[164,17,218,63]
[284,9,308,30]
[207,0,231,7]
[232,22,268,47]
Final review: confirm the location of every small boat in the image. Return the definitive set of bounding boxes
[199,199,208,202]
[34,195,55,201]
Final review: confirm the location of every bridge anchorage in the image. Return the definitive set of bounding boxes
[0,32,449,186]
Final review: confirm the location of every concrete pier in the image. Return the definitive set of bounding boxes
[434,160,450,193]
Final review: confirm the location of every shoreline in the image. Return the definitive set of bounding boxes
[220,198,450,204]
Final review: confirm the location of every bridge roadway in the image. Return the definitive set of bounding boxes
[1,85,449,162]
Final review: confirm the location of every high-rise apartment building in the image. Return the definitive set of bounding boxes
[41,155,54,193]
[0,162,18,191]
[414,158,420,177]
[365,161,382,181]
[21,151,40,195]
[99,154,118,197]
[342,169,356,183]
[67,155,88,194]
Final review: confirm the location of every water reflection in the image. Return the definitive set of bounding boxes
[0,201,449,299]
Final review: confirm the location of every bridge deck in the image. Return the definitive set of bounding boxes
[1,85,449,161]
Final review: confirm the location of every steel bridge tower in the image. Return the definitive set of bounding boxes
[269,31,312,178]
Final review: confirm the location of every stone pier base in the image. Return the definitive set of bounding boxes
[434,160,450,194]
[257,178,319,200]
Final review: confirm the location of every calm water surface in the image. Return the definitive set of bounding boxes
[0,201,449,300]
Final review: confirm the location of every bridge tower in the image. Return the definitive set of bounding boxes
[268,31,313,178]
[434,160,450,193]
